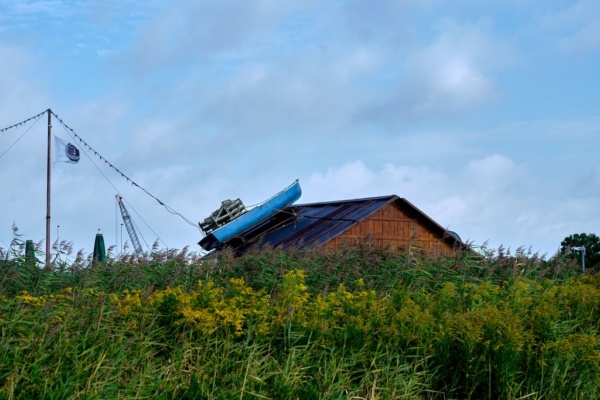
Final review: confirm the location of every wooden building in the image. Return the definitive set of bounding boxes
[211,195,463,257]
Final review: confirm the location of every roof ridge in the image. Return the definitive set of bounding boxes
[292,194,399,207]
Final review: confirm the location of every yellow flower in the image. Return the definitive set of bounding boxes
[16,291,46,307]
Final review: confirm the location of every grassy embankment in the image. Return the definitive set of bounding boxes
[0,243,598,399]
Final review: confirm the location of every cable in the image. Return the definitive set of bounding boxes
[122,196,169,249]
[3,111,360,250]
[52,117,160,252]
[56,123,165,252]
[129,210,150,251]
[50,110,200,230]
[0,115,42,160]
[0,109,192,253]
[2,109,200,253]
[0,111,45,134]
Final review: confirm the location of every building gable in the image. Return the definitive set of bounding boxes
[325,201,457,255]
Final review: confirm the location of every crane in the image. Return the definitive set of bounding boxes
[116,194,143,255]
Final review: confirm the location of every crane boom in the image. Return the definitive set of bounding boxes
[116,195,143,255]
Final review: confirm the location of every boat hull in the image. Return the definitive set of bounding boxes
[199,180,301,251]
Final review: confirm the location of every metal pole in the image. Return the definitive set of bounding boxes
[572,246,586,273]
[45,109,52,269]
[115,198,118,255]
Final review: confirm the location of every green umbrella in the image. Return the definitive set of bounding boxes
[25,239,36,265]
[93,233,106,263]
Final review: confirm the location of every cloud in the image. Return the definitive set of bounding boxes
[1,1,598,260]
[113,2,528,140]
[306,160,446,203]
[2,1,77,21]
[560,23,600,56]
[301,153,595,257]
[402,19,513,117]
[0,45,51,249]
[121,2,522,135]
[307,161,377,199]
[541,0,600,56]
[462,154,526,194]
[124,0,305,70]
[336,0,411,44]
[0,46,47,118]
[195,45,383,136]
[350,17,517,125]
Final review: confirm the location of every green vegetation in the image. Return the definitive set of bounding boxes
[0,242,598,399]
[561,232,600,270]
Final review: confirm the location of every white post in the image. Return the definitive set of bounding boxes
[572,246,586,273]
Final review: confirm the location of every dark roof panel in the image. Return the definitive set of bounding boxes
[223,195,393,255]
[214,194,461,257]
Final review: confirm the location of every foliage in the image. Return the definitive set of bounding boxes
[561,233,600,270]
[0,243,597,399]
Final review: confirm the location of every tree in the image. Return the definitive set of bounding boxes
[560,233,600,270]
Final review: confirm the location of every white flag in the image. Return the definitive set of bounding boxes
[54,135,80,164]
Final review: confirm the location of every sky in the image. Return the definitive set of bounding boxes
[0,0,598,260]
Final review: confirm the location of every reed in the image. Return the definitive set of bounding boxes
[0,241,596,399]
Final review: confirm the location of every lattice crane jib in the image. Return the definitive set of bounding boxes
[116,195,143,255]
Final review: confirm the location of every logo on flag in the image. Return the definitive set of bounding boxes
[54,135,80,164]
[66,143,80,162]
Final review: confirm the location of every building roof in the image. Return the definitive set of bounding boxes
[213,195,462,257]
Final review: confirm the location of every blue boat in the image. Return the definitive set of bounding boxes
[199,180,302,251]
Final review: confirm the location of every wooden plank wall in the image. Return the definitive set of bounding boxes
[325,203,454,255]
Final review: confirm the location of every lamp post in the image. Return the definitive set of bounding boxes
[571,246,586,273]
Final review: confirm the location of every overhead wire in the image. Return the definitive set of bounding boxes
[2,111,363,254]
[54,121,166,252]
[0,111,46,134]
[50,110,200,230]
[122,196,168,250]
[1,109,199,253]
[0,114,43,160]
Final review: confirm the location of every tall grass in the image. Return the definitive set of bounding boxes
[0,241,597,399]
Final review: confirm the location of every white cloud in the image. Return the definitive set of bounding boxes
[305,160,447,206]
[5,1,77,19]
[196,51,376,135]
[560,23,600,56]
[1,1,598,260]
[0,46,47,119]
[300,153,595,257]
[307,161,376,199]
[124,0,305,70]
[462,154,526,193]
[112,2,525,135]
[541,0,600,56]
[332,47,383,83]
[403,19,513,116]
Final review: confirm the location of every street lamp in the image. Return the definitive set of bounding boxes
[571,246,586,273]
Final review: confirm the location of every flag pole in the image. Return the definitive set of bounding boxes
[45,108,52,269]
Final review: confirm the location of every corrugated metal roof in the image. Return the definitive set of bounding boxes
[215,194,461,257]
